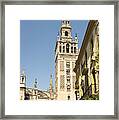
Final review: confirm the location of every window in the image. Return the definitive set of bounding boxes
[71,46,73,53]
[60,61,64,71]
[66,44,69,53]
[60,75,65,90]
[67,85,71,92]
[68,96,70,100]
[20,96,23,100]
[65,31,68,36]
[66,62,70,68]
[67,79,70,83]
[66,69,70,75]
[63,46,65,53]
[59,46,61,53]
[34,91,37,94]
[74,47,76,53]
[22,77,24,83]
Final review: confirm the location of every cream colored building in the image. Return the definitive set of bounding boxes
[20,72,55,100]
[55,20,79,100]
[20,71,26,100]
[74,20,99,100]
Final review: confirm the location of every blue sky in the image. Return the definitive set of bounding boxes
[20,20,88,90]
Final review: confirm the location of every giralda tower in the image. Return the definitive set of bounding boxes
[55,20,79,100]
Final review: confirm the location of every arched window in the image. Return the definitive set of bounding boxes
[66,43,69,53]
[59,46,61,53]
[71,46,73,53]
[74,47,76,53]
[22,77,24,83]
[67,79,70,83]
[68,96,70,100]
[65,31,68,36]
[63,46,65,53]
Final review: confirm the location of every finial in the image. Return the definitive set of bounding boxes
[57,31,60,41]
[75,33,77,37]
[62,20,65,24]
[57,31,59,38]
[57,31,59,36]
[34,78,37,88]
[35,78,37,84]
[21,70,25,75]
[75,33,78,41]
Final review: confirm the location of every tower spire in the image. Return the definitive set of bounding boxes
[34,78,37,89]
[49,74,53,99]
[54,20,79,100]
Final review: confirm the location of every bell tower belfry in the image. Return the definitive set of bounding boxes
[55,20,79,100]
[60,20,72,41]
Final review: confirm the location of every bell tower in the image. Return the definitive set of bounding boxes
[55,20,79,100]
[20,71,26,100]
[60,20,72,41]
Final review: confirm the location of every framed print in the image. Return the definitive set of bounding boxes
[0,0,118,119]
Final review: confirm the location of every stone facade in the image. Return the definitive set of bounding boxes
[20,71,26,100]
[55,20,79,100]
[74,20,99,100]
[20,72,55,100]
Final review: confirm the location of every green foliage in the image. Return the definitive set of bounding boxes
[82,94,99,100]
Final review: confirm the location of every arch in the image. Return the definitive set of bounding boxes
[68,95,70,100]
[74,47,76,53]
[65,31,68,36]
[66,43,69,53]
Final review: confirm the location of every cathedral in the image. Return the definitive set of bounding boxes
[20,20,99,100]
[20,20,79,100]
[55,20,79,100]
[20,71,55,100]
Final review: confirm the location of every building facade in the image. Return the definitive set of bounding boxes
[20,71,26,100]
[74,20,99,100]
[20,72,55,100]
[55,20,79,100]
